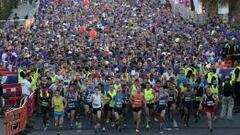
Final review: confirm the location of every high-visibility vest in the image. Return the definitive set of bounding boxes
[207,72,218,84]
[34,68,39,81]
[18,69,24,83]
[210,85,219,96]
[231,67,240,83]
[184,67,196,77]
[51,75,57,83]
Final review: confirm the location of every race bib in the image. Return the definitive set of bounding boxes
[195,97,201,101]
[206,101,214,106]
[169,97,174,102]
[159,100,165,105]
[185,96,191,102]
[68,102,75,108]
[116,102,123,108]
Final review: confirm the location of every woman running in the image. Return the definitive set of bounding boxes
[200,87,218,132]
[156,86,169,134]
[143,82,155,129]
[131,85,145,133]
[113,89,124,131]
[39,85,51,131]
[66,85,79,127]
[166,78,179,129]
[52,90,67,135]
[182,85,193,127]
[193,77,204,123]
[91,88,103,133]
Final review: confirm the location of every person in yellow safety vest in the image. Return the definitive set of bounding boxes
[210,80,219,99]
[184,67,196,78]
[33,68,39,82]
[206,68,219,85]
[18,68,25,83]
[50,73,57,84]
[230,66,240,84]
[231,66,240,107]
[31,73,37,91]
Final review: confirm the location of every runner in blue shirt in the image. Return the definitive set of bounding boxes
[113,89,124,131]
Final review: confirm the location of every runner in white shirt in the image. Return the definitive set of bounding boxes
[91,88,103,133]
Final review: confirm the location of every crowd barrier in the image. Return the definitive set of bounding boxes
[2,83,22,107]
[4,99,27,135]
[27,92,35,118]
[4,92,35,135]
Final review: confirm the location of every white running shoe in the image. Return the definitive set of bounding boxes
[43,126,47,132]
[146,124,150,129]
[173,120,178,128]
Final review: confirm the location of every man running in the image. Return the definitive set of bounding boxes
[91,88,103,133]
[113,89,124,131]
[156,86,169,134]
[182,85,193,127]
[66,85,79,127]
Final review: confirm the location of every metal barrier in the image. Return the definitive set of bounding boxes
[4,92,35,135]
[27,92,35,118]
[2,84,22,107]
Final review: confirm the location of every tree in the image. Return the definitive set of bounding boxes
[0,0,18,27]
[202,0,229,17]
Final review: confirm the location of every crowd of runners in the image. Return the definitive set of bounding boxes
[0,0,240,135]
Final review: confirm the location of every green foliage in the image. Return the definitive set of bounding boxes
[232,23,240,30]
[0,0,18,27]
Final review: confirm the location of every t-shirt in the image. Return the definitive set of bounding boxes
[21,79,31,96]
[92,93,102,109]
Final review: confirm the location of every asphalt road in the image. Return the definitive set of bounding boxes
[1,111,240,135]
[21,113,240,135]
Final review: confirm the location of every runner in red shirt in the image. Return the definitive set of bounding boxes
[130,85,144,133]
